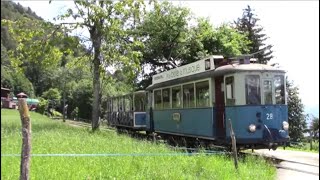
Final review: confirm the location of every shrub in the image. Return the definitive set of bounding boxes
[71,107,79,120]
[36,97,48,114]
[52,110,62,117]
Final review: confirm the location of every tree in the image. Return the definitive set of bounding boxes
[286,78,307,142]
[184,19,250,63]
[137,1,191,89]
[137,3,250,89]
[1,18,67,96]
[55,0,144,130]
[234,5,273,64]
[42,88,61,109]
[310,116,319,139]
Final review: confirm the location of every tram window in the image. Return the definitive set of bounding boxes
[226,76,235,106]
[172,86,182,108]
[245,75,261,105]
[134,94,145,111]
[124,96,131,111]
[263,80,273,104]
[274,75,285,104]
[107,100,111,112]
[183,83,195,108]
[154,90,162,110]
[113,98,118,112]
[119,97,124,111]
[162,88,171,109]
[196,80,210,107]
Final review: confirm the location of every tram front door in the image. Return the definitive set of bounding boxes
[215,76,226,139]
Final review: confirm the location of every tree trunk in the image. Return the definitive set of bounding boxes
[91,31,102,131]
[18,98,31,180]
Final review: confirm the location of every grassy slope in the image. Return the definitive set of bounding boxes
[1,109,276,179]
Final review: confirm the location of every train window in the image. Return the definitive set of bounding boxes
[225,76,235,106]
[108,99,112,112]
[274,75,285,104]
[124,96,131,111]
[112,98,118,112]
[119,97,124,111]
[134,94,145,111]
[183,83,195,108]
[154,90,162,110]
[162,88,171,109]
[263,80,273,104]
[196,80,210,107]
[245,75,261,105]
[172,86,182,108]
[148,92,153,110]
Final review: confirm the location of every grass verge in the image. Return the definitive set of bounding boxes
[1,109,276,179]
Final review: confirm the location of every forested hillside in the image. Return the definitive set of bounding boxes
[1,1,132,119]
[1,1,42,97]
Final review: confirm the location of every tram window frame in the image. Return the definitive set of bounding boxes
[162,88,171,109]
[154,89,162,110]
[119,97,124,111]
[195,80,210,107]
[183,83,195,108]
[245,75,261,105]
[263,80,273,105]
[107,99,111,113]
[274,75,285,104]
[124,96,131,112]
[172,85,182,109]
[112,97,118,112]
[134,92,146,112]
[225,76,235,106]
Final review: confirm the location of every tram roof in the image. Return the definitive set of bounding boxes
[146,63,285,90]
[213,63,285,76]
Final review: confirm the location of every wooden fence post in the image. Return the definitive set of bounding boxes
[18,98,31,180]
[228,119,238,170]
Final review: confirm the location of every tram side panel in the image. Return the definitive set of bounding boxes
[152,108,215,139]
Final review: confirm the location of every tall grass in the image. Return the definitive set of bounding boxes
[286,141,319,153]
[1,109,276,179]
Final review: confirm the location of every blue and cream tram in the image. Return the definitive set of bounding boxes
[145,55,289,150]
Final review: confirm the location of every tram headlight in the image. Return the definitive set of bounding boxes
[283,121,289,131]
[248,124,256,132]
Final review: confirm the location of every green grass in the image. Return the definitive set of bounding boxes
[285,141,319,153]
[1,109,276,180]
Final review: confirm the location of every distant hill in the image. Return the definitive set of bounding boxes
[1,1,46,96]
[1,0,43,51]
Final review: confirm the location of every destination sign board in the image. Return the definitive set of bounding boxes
[152,55,223,84]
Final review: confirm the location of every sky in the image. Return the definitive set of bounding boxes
[14,0,319,117]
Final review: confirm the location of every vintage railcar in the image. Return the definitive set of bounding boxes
[105,55,289,150]
[105,90,147,130]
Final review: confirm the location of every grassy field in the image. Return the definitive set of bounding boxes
[285,141,319,153]
[1,109,276,180]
